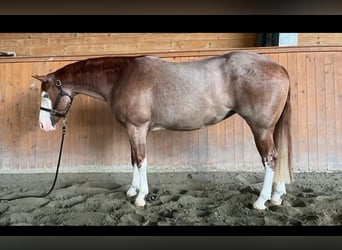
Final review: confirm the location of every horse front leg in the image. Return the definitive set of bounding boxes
[135,157,148,207]
[126,123,149,207]
[126,158,148,207]
[126,148,139,197]
[126,164,139,197]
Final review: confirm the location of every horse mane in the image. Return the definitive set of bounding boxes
[53,57,136,86]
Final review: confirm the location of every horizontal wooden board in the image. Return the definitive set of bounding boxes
[298,33,342,46]
[0,33,257,57]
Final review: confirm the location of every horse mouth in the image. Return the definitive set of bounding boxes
[39,117,56,132]
[40,122,56,132]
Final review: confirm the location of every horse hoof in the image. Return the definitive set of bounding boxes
[126,188,137,197]
[270,199,282,206]
[253,201,267,210]
[134,199,146,207]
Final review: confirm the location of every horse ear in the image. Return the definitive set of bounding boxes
[32,75,48,82]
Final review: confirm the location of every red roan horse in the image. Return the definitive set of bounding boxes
[33,51,292,210]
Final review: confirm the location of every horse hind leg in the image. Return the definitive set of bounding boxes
[270,182,286,206]
[251,130,278,210]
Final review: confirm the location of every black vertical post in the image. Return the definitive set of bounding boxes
[256,33,280,46]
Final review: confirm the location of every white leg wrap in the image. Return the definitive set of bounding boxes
[271,182,286,206]
[126,164,139,197]
[134,158,148,207]
[253,164,274,210]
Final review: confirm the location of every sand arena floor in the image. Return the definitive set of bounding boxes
[0,171,341,226]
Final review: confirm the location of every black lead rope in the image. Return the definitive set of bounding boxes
[0,121,66,201]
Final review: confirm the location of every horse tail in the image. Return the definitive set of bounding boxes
[273,84,293,184]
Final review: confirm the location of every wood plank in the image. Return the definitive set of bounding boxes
[188,130,199,167]
[1,33,257,57]
[225,115,236,171]
[0,63,12,169]
[13,62,26,170]
[198,128,209,166]
[305,52,319,171]
[286,53,299,172]
[216,118,227,168]
[4,46,342,65]
[0,33,254,40]
[298,33,342,46]
[333,52,342,170]
[315,52,328,170]
[297,52,309,171]
[20,62,38,169]
[207,124,218,167]
[0,33,108,39]
[167,131,178,166]
[324,53,337,169]
[234,116,245,170]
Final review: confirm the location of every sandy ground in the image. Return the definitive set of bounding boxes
[0,171,341,226]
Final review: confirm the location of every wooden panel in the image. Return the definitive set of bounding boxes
[0,33,257,57]
[286,53,299,171]
[1,46,342,173]
[333,52,342,171]
[315,52,327,170]
[296,52,309,171]
[298,33,342,46]
[324,53,337,169]
[305,53,318,171]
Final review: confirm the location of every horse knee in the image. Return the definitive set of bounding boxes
[263,148,277,169]
[130,146,146,168]
[253,131,277,165]
[136,154,146,168]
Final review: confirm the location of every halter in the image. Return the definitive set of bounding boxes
[40,79,73,118]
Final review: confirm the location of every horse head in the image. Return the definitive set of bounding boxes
[33,74,73,132]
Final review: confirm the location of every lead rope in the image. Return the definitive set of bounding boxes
[0,119,66,201]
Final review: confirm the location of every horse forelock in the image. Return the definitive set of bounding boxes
[39,74,55,92]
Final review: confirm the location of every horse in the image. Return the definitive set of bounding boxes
[33,51,292,210]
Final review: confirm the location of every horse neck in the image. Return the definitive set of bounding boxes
[72,84,109,102]
[60,73,114,103]
[59,58,131,103]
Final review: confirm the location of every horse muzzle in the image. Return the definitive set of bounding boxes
[39,108,56,132]
[39,118,56,132]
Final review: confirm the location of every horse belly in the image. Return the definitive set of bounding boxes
[151,104,232,131]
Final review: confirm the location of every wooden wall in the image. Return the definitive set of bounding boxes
[2,33,342,56]
[0,33,257,57]
[1,46,342,173]
[298,33,342,46]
